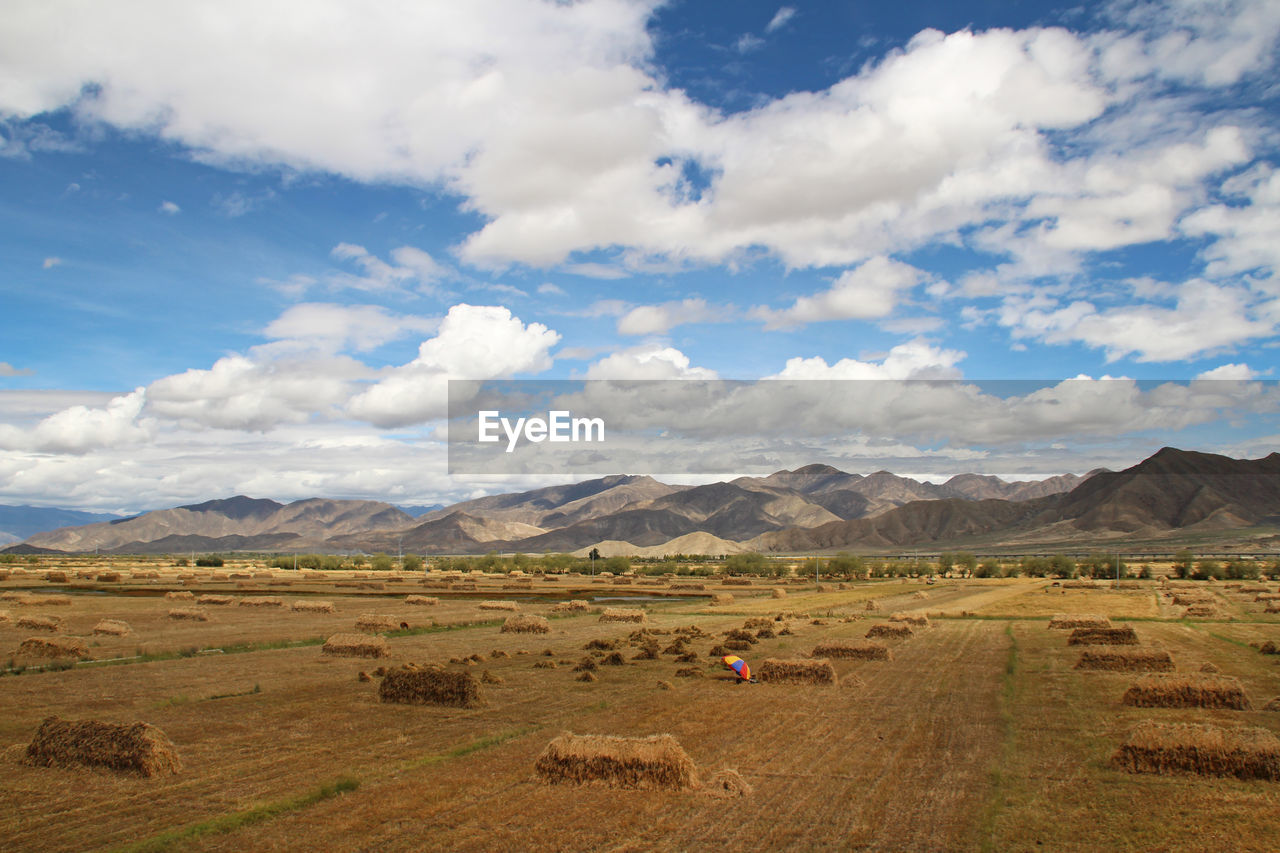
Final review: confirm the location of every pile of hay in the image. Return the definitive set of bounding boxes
[1183,604,1220,618]
[0,610,10,624]
[757,658,838,685]
[479,600,519,612]
[502,614,551,634]
[1067,626,1139,645]
[552,600,591,614]
[1110,720,1280,780]
[19,594,71,606]
[535,732,697,789]
[92,619,131,636]
[379,665,482,707]
[96,572,121,583]
[723,628,758,645]
[600,652,626,666]
[1048,613,1111,630]
[43,571,68,583]
[599,608,647,624]
[722,577,753,586]
[405,595,438,606]
[167,607,208,621]
[584,638,619,651]
[16,615,61,632]
[889,612,929,627]
[811,640,891,661]
[164,590,195,601]
[703,768,752,798]
[866,623,913,639]
[18,637,90,659]
[669,583,706,591]
[1172,592,1215,606]
[1255,592,1280,602]
[290,600,335,613]
[712,593,733,605]
[238,596,284,608]
[1121,673,1252,709]
[24,716,181,777]
[1062,580,1099,589]
[322,633,390,658]
[1075,648,1175,671]
[197,594,233,606]
[771,588,787,599]
[533,660,558,669]
[355,614,399,632]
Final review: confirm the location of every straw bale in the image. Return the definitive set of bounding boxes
[290,600,335,613]
[24,716,180,777]
[723,629,758,644]
[703,768,752,798]
[576,671,598,682]
[481,670,504,684]
[771,588,786,599]
[1048,613,1111,630]
[18,594,71,606]
[18,637,90,659]
[669,583,705,591]
[238,596,284,607]
[1067,626,1139,645]
[1264,697,1280,712]
[722,640,751,652]
[812,640,892,661]
[864,599,881,612]
[16,615,61,631]
[1075,648,1175,671]
[1265,602,1280,613]
[355,613,399,632]
[92,619,131,637]
[572,657,598,672]
[502,614,551,634]
[197,594,233,605]
[600,652,626,666]
[1183,604,1219,617]
[1121,673,1251,710]
[405,595,438,606]
[757,657,838,685]
[675,667,706,678]
[712,593,733,605]
[722,578,753,586]
[552,600,591,613]
[96,572,121,582]
[889,612,929,627]
[379,665,481,707]
[357,671,372,682]
[1173,592,1215,605]
[0,610,9,624]
[322,633,390,658]
[1110,720,1280,780]
[480,600,519,612]
[534,732,697,790]
[43,571,68,583]
[167,607,208,621]
[599,607,647,624]
[165,591,195,601]
[1200,662,1220,673]
[584,638,619,651]
[866,623,913,639]
[1256,592,1280,601]
[1062,580,1099,589]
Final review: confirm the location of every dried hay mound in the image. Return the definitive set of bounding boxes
[889,612,929,627]
[1067,626,1139,645]
[584,638,620,651]
[18,637,89,659]
[812,640,892,661]
[479,600,519,612]
[573,657,598,672]
[290,600,335,613]
[1173,592,1215,606]
[866,623,913,639]
[771,588,787,599]
[167,608,208,621]
[703,768,752,798]
[1265,602,1280,613]
[1200,662,1221,673]
[16,615,61,631]
[0,610,9,623]
[864,599,881,611]
[754,626,777,640]
[1264,697,1280,712]
[723,628,758,644]
[96,572,121,583]
[1062,580,1099,589]
[238,596,284,608]
[43,571,69,583]
[757,657,838,685]
[1110,720,1280,780]
[661,639,690,655]
[481,670,504,684]
[912,591,929,599]
[657,679,673,690]
[1048,613,1112,630]
[722,577,753,586]
[1258,641,1278,655]
[229,572,252,580]
[92,619,131,637]
[712,593,734,605]
[502,614,551,634]
[197,594,233,606]
[742,618,773,630]
[600,652,626,666]
[722,640,752,652]
[1256,592,1280,601]
[1121,673,1251,710]
[707,645,730,657]
[19,594,71,606]
[355,613,399,633]
[322,633,389,658]
[675,667,706,678]
[378,666,481,707]
[1075,648,1175,671]
[24,716,181,777]
[670,583,706,591]
[535,732,697,790]
[552,599,591,614]
[1183,604,1220,618]
[577,671,598,682]
[599,607,647,624]
[164,590,195,601]
[533,660,558,669]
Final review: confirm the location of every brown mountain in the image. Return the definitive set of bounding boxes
[941,471,1097,502]
[415,474,683,528]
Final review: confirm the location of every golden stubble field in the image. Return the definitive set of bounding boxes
[1,563,1279,852]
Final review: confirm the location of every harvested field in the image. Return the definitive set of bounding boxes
[534,732,697,790]
[479,601,519,612]
[1121,673,1251,709]
[17,637,90,659]
[168,608,208,621]
[889,612,929,627]
[16,615,61,631]
[1075,648,1175,671]
[405,595,438,606]
[24,716,181,777]
[1067,626,1138,645]
[322,633,390,658]
[866,623,913,639]
[379,666,481,708]
[1048,613,1111,630]
[501,614,551,634]
[703,768,752,798]
[290,600,335,613]
[355,614,399,633]
[812,640,892,661]
[599,608,647,624]
[756,658,838,685]
[238,596,284,608]
[92,619,131,636]
[1110,721,1280,780]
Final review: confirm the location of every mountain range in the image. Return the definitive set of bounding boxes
[9,448,1280,556]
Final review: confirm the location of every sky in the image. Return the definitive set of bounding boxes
[2,0,1280,513]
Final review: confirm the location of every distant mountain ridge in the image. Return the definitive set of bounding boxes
[0,504,122,543]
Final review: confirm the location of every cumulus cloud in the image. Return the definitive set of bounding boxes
[584,344,718,379]
[768,339,966,380]
[158,200,180,214]
[1197,363,1257,380]
[0,389,152,453]
[617,298,724,335]
[262,303,438,353]
[753,257,926,329]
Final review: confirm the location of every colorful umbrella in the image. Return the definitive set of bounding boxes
[721,654,750,680]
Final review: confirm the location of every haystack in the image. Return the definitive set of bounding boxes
[811,640,891,661]
[1121,673,1252,710]
[771,588,786,599]
[1067,626,1139,645]
[576,671,598,682]
[164,590,195,601]
[722,578,753,586]
[379,665,481,707]
[1110,721,1280,780]
[1183,604,1220,618]
[599,608,647,624]
[96,572,121,583]
[756,657,838,685]
[16,615,61,631]
[889,612,929,627]
[1172,592,1215,606]
[24,716,181,777]
[1075,648,1174,671]
[290,600,335,613]
[44,571,68,583]
[866,623,913,639]
[19,594,71,606]
[322,633,390,658]
[1048,613,1111,630]
[405,595,438,606]
[355,614,399,633]
[479,600,519,612]
[18,637,90,659]
[197,594,233,606]
[502,614,551,634]
[552,599,591,614]
[703,768,752,798]
[534,732,696,790]
[238,596,284,608]
[712,593,734,605]
[168,608,208,621]
[92,619,131,637]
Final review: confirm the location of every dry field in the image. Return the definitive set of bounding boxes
[1,562,1278,852]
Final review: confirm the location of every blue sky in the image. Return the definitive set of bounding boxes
[2,0,1279,512]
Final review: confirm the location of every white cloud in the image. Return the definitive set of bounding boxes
[583,344,717,379]
[158,200,180,214]
[752,256,926,329]
[42,256,60,269]
[262,303,439,353]
[0,362,34,377]
[768,339,965,380]
[735,34,764,54]
[617,298,724,335]
[0,389,153,453]
[328,243,448,294]
[1196,362,1257,380]
[765,7,797,34]
[537,282,567,296]
[1181,164,1280,278]
[212,189,275,217]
